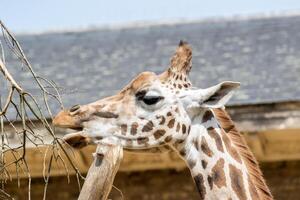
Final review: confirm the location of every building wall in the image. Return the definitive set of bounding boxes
[4,161,300,200]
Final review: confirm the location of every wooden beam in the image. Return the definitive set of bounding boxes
[4,128,300,179]
[227,101,300,132]
[78,137,123,200]
[246,128,300,162]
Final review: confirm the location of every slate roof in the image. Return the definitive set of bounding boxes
[1,14,300,115]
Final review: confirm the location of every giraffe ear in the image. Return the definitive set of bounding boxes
[200,81,240,108]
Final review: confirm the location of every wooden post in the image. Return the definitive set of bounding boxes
[78,137,123,200]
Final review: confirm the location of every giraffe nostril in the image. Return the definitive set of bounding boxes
[70,104,80,112]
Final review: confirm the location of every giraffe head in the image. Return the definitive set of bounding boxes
[53,41,240,149]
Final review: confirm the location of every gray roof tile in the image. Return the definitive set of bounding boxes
[1,15,300,116]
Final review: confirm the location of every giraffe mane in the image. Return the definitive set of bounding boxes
[213,108,273,200]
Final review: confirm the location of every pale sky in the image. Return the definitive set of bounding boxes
[1,0,300,33]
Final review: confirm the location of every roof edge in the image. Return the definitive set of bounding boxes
[228,100,300,108]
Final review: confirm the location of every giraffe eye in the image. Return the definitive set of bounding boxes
[142,96,164,105]
[136,90,164,105]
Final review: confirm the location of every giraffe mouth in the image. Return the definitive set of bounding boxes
[53,124,84,136]
[67,126,83,131]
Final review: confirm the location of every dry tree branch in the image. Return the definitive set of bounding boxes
[0,188,14,200]
[0,20,84,199]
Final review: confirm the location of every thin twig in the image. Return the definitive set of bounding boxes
[0,20,85,199]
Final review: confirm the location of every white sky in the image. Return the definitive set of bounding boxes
[1,0,300,33]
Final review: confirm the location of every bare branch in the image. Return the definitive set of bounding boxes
[0,20,85,199]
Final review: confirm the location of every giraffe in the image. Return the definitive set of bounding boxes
[53,41,273,200]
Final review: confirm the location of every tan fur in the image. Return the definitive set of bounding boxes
[159,41,192,82]
[52,110,81,128]
[213,108,273,200]
[122,71,157,93]
[169,41,192,73]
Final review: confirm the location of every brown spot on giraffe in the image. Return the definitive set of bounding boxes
[121,124,127,135]
[191,138,198,151]
[164,135,172,143]
[201,160,208,169]
[94,136,103,140]
[188,159,196,169]
[176,123,181,132]
[207,175,213,190]
[173,139,184,149]
[125,139,133,146]
[157,115,165,125]
[221,130,242,163]
[229,164,247,200]
[167,118,175,128]
[130,122,138,135]
[167,112,172,116]
[207,127,224,153]
[94,111,119,118]
[179,149,186,157]
[153,129,166,139]
[142,121,154,132]
[201,137,213,157]
[211,158,226,188]
[182,124,187,134]
[175,139,184,144]
[194,174,206,200]
[202,110,214,123]
[187,125,191,134]
[162,145,171,151]
[137,137,149,145]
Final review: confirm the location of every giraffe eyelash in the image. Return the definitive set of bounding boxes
[136,90,164,105]
[142,96,164,105]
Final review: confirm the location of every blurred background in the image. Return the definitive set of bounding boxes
[2,0,300,199]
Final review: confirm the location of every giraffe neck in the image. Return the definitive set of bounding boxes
[175,109,259,200]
